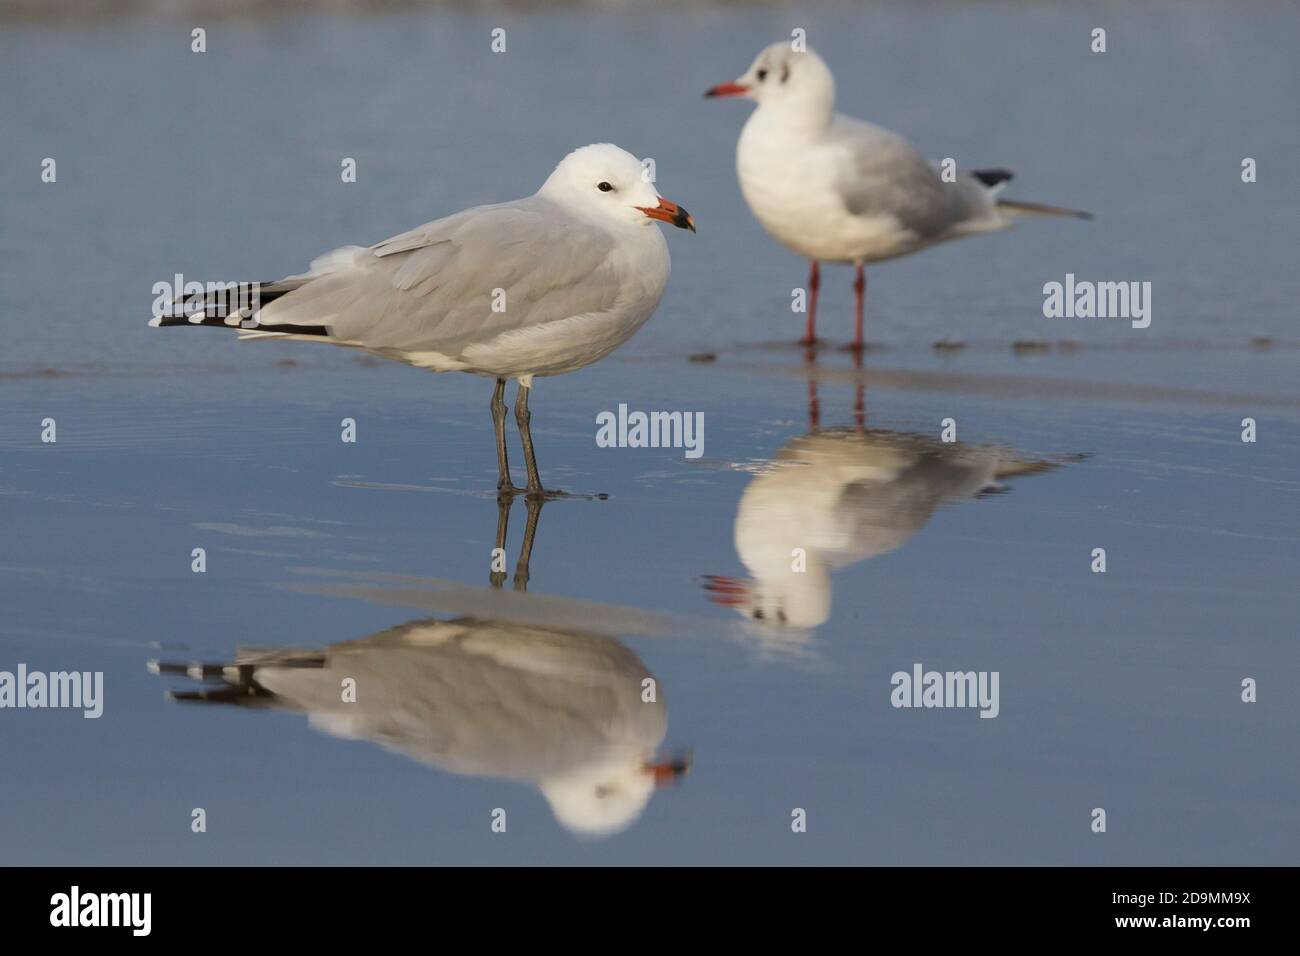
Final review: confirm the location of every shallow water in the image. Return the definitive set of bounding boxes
[3,0,1299,373]
[3,346,1297,864]
[1,1,1297,864]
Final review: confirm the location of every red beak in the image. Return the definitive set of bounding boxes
[644,752,693,788]
[704,81,750,98]
[636,196,696,232]
[701,574,752,607]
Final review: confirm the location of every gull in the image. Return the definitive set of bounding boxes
[151,143,694,498]
[151,616,690,838]
[704,428,1068,630]
[706,43,1090,349]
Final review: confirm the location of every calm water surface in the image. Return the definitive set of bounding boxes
[1,1,1297,864]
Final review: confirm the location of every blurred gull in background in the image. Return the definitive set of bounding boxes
[707,42,1089,350]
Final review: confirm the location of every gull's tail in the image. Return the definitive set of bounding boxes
[992,456,1060,480]
[150,314,330,335]
[966,169,1091,222]
[993,450,1090,480]
[968,170,1091,219]
[148,648,325,706]
[997,198,1093,221]
[147,280,330,335]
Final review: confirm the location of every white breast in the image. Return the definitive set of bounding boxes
[737,116,917,264]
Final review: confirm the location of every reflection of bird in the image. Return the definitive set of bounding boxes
[705,429,1065,629]
[152,617,688,838]
[706,43,1089,349]
[151,143,694,498]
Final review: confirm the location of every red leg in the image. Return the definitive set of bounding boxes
[852,263,866,351]
[804,345,820,431]
[852,347,865,430]
[802,260,820,346]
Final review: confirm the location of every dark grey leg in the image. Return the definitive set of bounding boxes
[513,496,543,592]
[490,493,512,588]
[491,377,518,494]
[508,381,608,501]
[514,382,545,496]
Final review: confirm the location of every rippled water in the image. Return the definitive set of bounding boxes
[1,1,1297,864]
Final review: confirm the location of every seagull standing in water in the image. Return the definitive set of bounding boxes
[152,616,690,838]
[152,143,694,498]
[706,43,1089,349]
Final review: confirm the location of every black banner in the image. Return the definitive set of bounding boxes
[0,867,1280,939]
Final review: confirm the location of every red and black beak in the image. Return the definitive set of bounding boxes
[637,196,696,232]
[701,574,750,607]
[644,750,693,788]
[704,81,750,98]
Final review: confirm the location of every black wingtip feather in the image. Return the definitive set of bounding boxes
[972,168,1014,188]
[150,313,330,335]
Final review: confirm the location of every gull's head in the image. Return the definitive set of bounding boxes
[705,42,835,118]
[540,753,691,838]
[703,572,831,631]
[539,143,694,233]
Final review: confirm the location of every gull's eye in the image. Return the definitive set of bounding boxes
[756,69,768,82]
[597,181,614,192]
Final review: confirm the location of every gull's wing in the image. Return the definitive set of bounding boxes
[828,115,995,238]
[249,196,620,356]
[234,619,662,781]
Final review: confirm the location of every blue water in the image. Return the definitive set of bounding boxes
[1,1,1297,864]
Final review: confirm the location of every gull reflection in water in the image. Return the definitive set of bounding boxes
[151,496,689,839]
[705,425,1078,631]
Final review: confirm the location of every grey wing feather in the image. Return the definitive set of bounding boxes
[831,116,996,238]
[252,198,619,355]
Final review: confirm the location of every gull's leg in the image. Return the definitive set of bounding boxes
[509,379,607,502]
[514,381,546,496]
[804,345,820,431]
[801,260,820,346]
[513,495,543,592]
[490,493,512,589]
[853,346,866,431]
[851,262,866,351]
[491,377,519,494]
